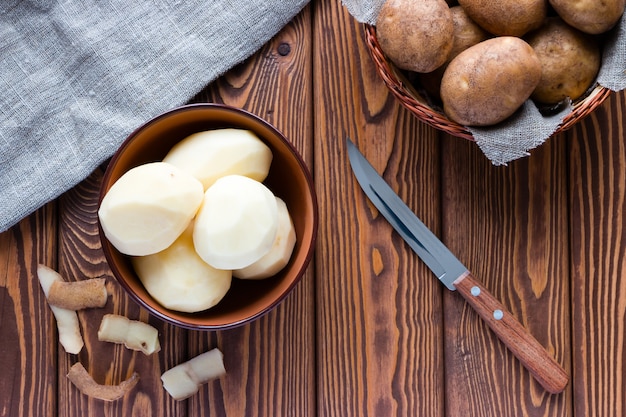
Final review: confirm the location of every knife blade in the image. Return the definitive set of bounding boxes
[347,138,568,394]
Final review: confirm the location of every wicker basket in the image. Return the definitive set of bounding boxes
[364,24,612,141]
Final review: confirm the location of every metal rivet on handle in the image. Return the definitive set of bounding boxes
[471,286,481,296]
[493,310,504,320]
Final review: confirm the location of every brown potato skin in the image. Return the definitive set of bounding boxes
[440,37,542,126]
[376,0,454,73]
[457,0,547,36]
[448,6,492,60]
[549,0,625,34]
[527,18,601,104]
[419,6,491,98]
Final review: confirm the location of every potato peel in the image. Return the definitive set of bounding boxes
[67,362,139,402]
[98,314,161,355]
[161,348,226,400]
[37,264,84,354]
[48,278,108,310]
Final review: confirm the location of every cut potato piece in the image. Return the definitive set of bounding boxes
[98,162,204,256]
[37,264,84,354]
[193,175,278,270]
[234,197,296,279]
[67,362,139,402]
[132,223,232,313]
[163,129,273,190]
[97,314,161,355]
[161,348,226,400]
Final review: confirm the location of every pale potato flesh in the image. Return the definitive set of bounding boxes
[193,175,279,270]
[163,129,272,190]
[37,264,84,354]
[234,197,297,280]
[97,314,161,355]
[161,348,226,400]
[132,223,232,313]
[98,162,204,256]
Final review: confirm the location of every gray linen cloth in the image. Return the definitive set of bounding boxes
[342,0,626,165]
[0,0,308,232]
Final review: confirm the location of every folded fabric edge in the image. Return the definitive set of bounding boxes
[0,3,310,234]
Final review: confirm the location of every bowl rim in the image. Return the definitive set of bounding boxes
[98,102,318,330]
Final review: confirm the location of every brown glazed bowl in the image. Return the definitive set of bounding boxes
[98,103,318,330]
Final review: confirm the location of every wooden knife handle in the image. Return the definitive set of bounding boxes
[453,272,568,394]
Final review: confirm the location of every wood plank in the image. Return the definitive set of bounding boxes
[314,2,445,416]
[56,167,180,417]
[186,7,316,417]
[0,204,58,417]
[440,136,571,415]
[569,90,626,417]
[53,6,314,417]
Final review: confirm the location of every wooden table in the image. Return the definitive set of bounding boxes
[1,1,625,416]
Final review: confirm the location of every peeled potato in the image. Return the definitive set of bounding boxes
[163,129,273,190]
[132,222,232,313]
[98,162,204,256]
[193,175,278,270]
[234,197,296,280]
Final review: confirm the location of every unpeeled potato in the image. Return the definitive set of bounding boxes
[549,0,625,34]
[527,18,601,104]
[419,6,491,98]
[440,37,542,126]
[458,0,547,36]
[376,0,454,73]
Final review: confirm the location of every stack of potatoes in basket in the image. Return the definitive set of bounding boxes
[376,0,625,127]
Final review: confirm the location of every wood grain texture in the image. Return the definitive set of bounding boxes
[453,272,568,393]
[314,2,444,417]
[0,205,58,417]
[189,7,315,417]
[569,92,626,417]
[57,167,177,417]
[441,136,571,416]
[2,1,626,416]
[0,6,314,417]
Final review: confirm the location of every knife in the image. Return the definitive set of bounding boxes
[346,138,568,394]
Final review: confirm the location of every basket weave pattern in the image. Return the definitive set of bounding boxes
[364,24,612,141]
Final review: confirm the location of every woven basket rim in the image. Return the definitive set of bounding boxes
[364,24,612,141]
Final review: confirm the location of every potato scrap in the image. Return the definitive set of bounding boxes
[161,348,226,400]
[48,278,108,310]
[67,362,139,402]
[37,264,84,354]
[98,314,161,355]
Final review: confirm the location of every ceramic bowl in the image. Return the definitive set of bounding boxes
[98,103,318,330]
